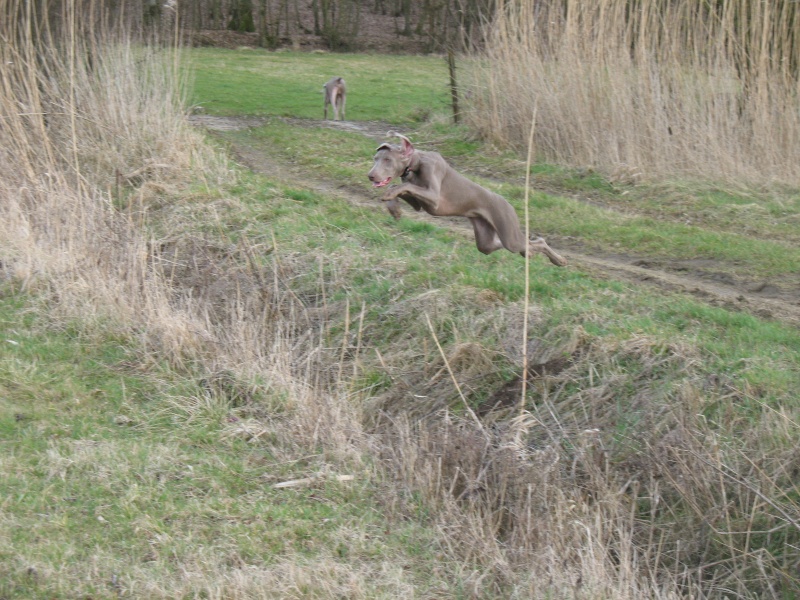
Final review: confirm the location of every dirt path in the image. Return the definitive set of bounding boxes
[190,115,800,327]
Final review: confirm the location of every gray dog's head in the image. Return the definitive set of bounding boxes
[367,132,414,188]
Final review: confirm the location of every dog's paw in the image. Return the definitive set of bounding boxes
[385,199,402,219]
[549,254,568,267]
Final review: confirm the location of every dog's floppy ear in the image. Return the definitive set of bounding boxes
[400,137,414,159]
[375,143,392,152]
[388,131,414,159]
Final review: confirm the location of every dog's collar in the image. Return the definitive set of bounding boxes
[401,156,418,180]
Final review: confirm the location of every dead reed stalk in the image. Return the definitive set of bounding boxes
[465,0,800,186]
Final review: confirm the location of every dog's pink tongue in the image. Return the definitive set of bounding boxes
[373,177,392,188]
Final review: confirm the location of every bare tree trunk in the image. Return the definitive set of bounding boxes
[209,0,223,29]
[228,0,255,32]
[280,0,289,37]
[401,0,411,36]
[317,0,360,50]
[258,0,278,48]
[143,0,161,28]
[447,47,460,124]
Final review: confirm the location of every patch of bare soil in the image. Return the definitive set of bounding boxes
[189,114,800,327]
[188,115,269,131]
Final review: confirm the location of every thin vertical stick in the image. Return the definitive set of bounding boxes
[517,102,538,441]
[352,301,366,380]
[338,297,350,385]
[425,313,488,439]
[318,256,328,338]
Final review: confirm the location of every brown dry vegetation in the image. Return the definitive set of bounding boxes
[464,0,800,186]
[2,2,800,599]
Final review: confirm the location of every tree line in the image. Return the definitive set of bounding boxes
[177,0,494,52]
[0,0,493,52]
[4,0,797,75]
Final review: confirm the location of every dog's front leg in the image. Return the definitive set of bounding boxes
[381,183,441,213]
[384,198,403,219]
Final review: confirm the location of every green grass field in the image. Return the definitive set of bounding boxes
[2,46,799,598]
[188,48,451,122]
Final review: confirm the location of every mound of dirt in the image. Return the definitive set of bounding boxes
[190,30,260,50]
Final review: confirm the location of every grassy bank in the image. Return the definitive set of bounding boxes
[0,287,450,598]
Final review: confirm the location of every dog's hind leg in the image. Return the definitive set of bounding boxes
[470,217,505,255]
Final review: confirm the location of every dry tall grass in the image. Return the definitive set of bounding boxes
[2,2,799,598]
[464,0,800,186]
[0,0,227,367]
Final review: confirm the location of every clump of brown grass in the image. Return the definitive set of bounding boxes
[370,325,799,598]
[464,0,800,186]
[0,1,229,367]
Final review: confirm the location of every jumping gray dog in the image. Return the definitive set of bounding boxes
[323,77,346,121]
[368,133,567,266]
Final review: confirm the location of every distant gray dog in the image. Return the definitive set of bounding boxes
[323,76,346,121]
[368,133,567,265]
